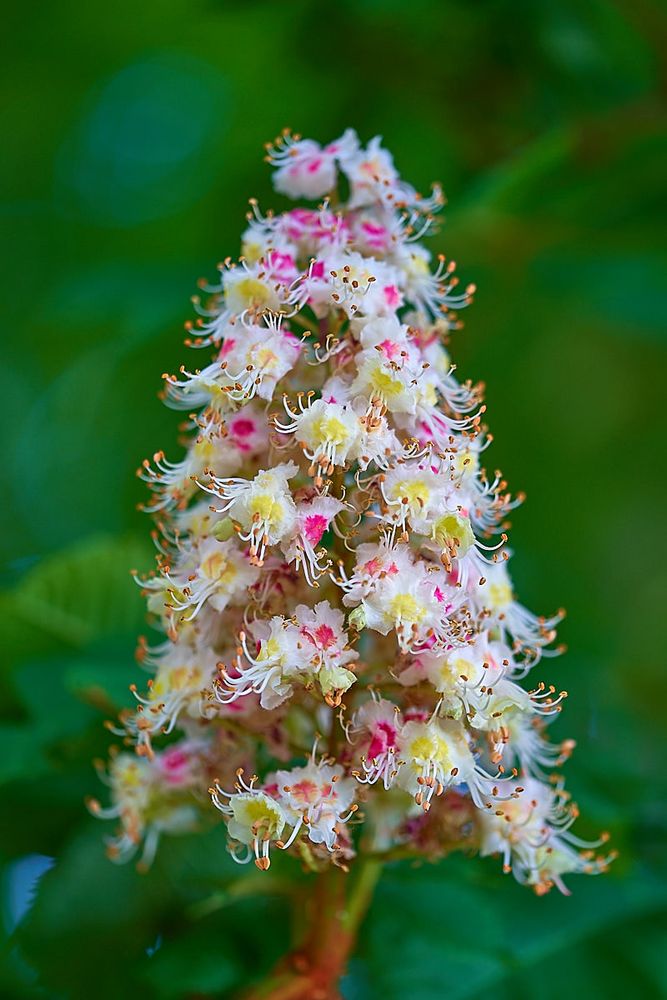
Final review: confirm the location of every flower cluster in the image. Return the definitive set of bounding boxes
[95,129,613,894]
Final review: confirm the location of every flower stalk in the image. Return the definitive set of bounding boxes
[241,860,383,1000]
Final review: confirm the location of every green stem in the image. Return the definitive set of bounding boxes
[343,858,382,934]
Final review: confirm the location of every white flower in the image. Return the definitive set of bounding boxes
[162,358,241,415]
[470,558,564,659]
[241,209,296,265]
[295,600,358,704]
[418,333,480,415]
[268,128,358,200]
[89,751,199,868]
[357,544,462,650]
[397,717,504,810]
[277,206,350,257]
[142,402,270,496]
[138,434,236,513]
[211,771,288,870]
[486,708,575,778]
[136,536,257,641]
[125,638,220,751]
[399,632,507,720]
[349,212,395,256]
[218,314,301,402]
[219,601,357,709]
[393,244,475,320]
[162,536,260,621]
[281,493,346,584]
[223,253,298,315]
[274,395,361,484]
[350,316,430,414]
[185,253,299,348]
[339,135,403,210]
[350,696,404,789]
[338,538,415,605]
[222,404,272,467]
[349,410,401,471]
[274,759,357,852]
[478,777,611,894]
[338,133,444,215]
[377,458,454,540]
[163,330,301,417]
[201,461,299,565]
[218,617,303,710]
[306,250,402,319]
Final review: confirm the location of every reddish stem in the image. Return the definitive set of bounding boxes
[239,861,381,1000]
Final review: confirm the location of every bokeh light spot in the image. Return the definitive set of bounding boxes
[56,52,229,226]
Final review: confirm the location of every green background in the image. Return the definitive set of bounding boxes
[2,1,666,996]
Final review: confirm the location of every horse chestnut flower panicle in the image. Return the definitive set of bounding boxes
[94,128,614,898]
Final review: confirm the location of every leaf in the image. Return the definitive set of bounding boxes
[0,658,99,789]
[14,823,170,999]
[0,726,42,786]
[14,822,291,999]
[138,925,242,999]
[64,652,140,714]
[356,858,667,1000]
[461,129,574,215]
[3,534,150,656]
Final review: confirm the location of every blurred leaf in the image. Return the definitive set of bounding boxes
[614,914,667,992]
[138,924,242,999]
[14,824,170,999]
[0,727,40,786]
[462,128,574,214]
[357,859,667,999]
[0,658,98,788]
[14,823,291,999]
[0,537,150,789]
[65,651,140,714]
[3,534,150,655]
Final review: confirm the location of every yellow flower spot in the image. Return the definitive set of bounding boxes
[391,478,431,508]
[232,795,284,836]
[200,549,237,584]
[408,732,452,771]
[311,414,352,447]
[407,253,430,277]
[419,382,438,408]
[254,346,279,370]
[241,241,264,264]
[232,277,272,308]
[454,449,478,477]
[193,438,216,463]
[389,593,425,624]
[155,664,202,696]
[433,513,475,555]
[258,637,281,661]
[488,581,512,610]
[249,493,283,525]
[449,655,475,678]
[369,365,404,399]
[117,763,142,788]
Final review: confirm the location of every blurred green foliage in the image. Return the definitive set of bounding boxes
[1,1,666,996]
